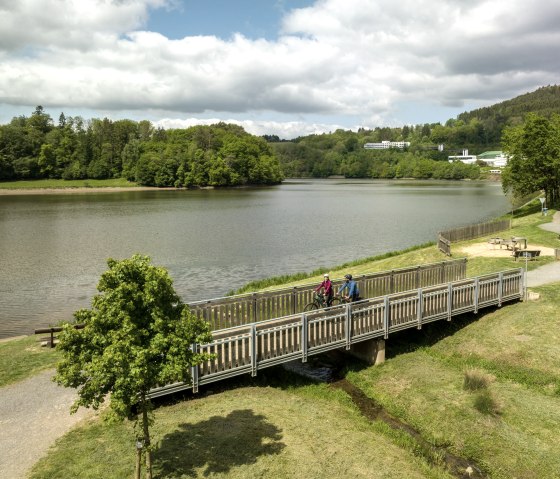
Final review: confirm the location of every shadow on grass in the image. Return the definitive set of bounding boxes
[383,304,507,359]
[154,409,285,478]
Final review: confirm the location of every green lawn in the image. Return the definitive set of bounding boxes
[0,178,138,189]
[0,336,59,387]
[29,383,451,479]
[347,281,560,478]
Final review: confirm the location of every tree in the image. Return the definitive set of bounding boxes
[54,255,214,479]
[502,113,560,206]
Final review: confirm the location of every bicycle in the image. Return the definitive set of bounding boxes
[303,292,341,311]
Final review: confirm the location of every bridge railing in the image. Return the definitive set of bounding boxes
[149,267,523,398]
[188,258,468,331]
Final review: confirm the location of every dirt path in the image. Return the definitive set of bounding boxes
[0,369,94,478]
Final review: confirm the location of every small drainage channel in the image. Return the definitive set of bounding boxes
[283,355,486,479]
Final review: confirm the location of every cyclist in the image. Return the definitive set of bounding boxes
[315,273,334,306]
[338,274,360,302]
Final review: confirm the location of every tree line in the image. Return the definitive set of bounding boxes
[271,128,480,180]
[0,107,283,186]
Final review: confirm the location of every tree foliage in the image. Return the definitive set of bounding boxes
[0,110,283,186]
[502,113,560,206]
[54,254,214,478]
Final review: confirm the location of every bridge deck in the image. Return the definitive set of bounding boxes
[149,268,523,398]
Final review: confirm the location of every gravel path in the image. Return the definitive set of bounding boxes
[0,369,93,479]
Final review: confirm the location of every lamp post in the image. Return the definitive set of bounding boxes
[539,197,545,216]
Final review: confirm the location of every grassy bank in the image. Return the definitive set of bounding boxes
[0,336,59,387]
[30,379,451,479]
[346,281,560,478]
[0,178,138,189]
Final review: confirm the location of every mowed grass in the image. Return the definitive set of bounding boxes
[347,281,560,478]
[0,178,138,189]
[0,336,59,387]
[29,383,451,479]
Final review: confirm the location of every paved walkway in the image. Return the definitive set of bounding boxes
[526,211,560,287]
[0,369,93,479]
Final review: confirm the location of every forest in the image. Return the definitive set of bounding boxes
[1,86,558,185]
[0,107,283,186]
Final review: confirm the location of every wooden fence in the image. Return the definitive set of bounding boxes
[438,219,511,254]
[188,259,467,331]
[149,267,523,398]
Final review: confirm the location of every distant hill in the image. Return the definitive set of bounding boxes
[457,85,560,127]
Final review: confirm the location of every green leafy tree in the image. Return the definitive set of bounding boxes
[502,113,560,206]
[54,254,213,479]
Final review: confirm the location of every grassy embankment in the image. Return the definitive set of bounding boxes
[0,178,138,189]
[4,203,559,478]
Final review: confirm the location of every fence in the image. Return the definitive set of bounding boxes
[188,259,467,331]
[438,235,452,256]
[438,219,511,254]
[149,268,523,398]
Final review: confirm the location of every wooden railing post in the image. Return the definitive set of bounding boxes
[417,288,423,329]
[252,293,258,322]
[345,303,352,350]
[383,296,390,338]
[301,313,308,362]
[447,283,453,321]
[498,272,503,307]
[190,343,199,393]
[474,277,479,314]
[251,324,257,376]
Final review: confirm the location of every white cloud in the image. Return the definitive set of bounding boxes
[0,0,558,138]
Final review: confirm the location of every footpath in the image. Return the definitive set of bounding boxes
[0,369,93,478]
[526,211,560,287]
[1,214,559,478]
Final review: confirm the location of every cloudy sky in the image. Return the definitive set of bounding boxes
[0,0,558,139]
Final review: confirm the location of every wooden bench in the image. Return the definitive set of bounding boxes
[513,250,540,261]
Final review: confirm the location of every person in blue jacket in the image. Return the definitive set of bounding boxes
[338,274,359,302]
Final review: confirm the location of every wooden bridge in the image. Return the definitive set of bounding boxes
[149,261,524,398]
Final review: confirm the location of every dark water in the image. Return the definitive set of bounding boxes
[0,179,509,338]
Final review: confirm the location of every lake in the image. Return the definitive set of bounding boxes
[0,179,510,338]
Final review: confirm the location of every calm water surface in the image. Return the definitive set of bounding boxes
[0,179,510,338]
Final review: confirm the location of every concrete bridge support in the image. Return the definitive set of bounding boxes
[347,338,385,365]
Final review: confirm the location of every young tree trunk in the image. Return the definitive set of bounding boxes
[142,402,152,479]
[135,446,142,479]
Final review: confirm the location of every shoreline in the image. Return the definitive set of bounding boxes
[0,186,177,196]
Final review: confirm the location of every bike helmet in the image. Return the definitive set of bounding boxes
[324,273,329,277]
[344,274,352,280]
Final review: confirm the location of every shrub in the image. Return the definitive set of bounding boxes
[463,368,490,391]
[473,389,501,416]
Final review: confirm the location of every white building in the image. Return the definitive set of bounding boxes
[364,141,411,150]
[448,149,509,167]
[448,149,478,164]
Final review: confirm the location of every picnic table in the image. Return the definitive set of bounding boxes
[487,237,528,251]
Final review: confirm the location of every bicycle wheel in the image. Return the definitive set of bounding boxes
[304,302,318,312]
[330,297,341,306]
